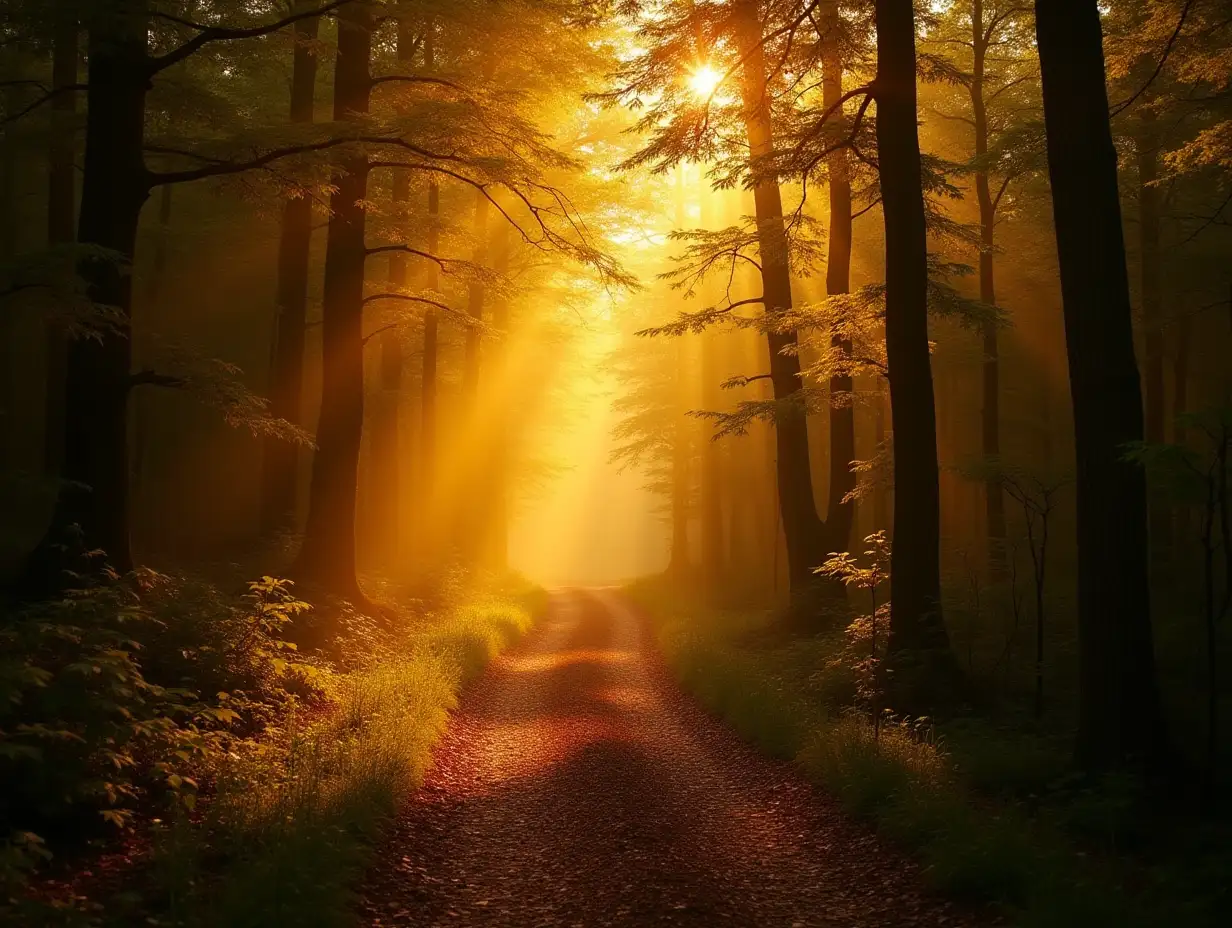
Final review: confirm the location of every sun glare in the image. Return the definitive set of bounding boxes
[688,64,723,100]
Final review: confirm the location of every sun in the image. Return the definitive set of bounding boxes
[687,64,723,100]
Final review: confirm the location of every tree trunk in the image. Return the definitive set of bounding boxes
[368,14,414,564]
[669,335,692,579]
[732,0,827,595]
[875,0,950,656]
[294,2,372,602]
[1034,0,1168,772]
[484,218,511,569]
[129,182,172,515]
[1136,112,1170,554]
[821,3,856,556]
[44,8,77,477]
[971,0,1006,574]
[700,330,726,589]
[21,3,152,590]
[261,0,320,535]
[418,25,439,540]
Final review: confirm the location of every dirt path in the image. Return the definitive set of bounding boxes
[358,590,979,927]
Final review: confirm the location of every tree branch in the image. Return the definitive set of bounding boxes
[1110,0,1196,117]
[1,84,87,126]
[129,370,187,390]
[148,0,355,76]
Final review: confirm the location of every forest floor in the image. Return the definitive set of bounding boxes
[356,589,980,928]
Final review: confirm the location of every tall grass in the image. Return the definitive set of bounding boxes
[628,577,1157,927]
[159,589,535,927]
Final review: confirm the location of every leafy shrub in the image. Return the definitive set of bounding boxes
[0,572,214,837]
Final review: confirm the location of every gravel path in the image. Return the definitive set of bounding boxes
[357,590,981,927]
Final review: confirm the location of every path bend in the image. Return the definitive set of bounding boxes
[358,590,978,927]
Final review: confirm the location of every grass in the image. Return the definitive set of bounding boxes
[1,574,539,927]
[157,584,537,927]
[627,576,1205,927]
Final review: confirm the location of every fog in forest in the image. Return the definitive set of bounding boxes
[2,1,1231,925]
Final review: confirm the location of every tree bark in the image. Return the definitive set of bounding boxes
[1034,0,1168,772]
[21,2,152,589]
[1136,112,1170,554]
[970,0,1007,574]
[732,0,827,595]
[483,217,511,569]
[368,14,415,564]
[875,0,950,655]
[418,24,440,537]
[44,7,78,478]
[821,2,856,557]
[294,1,373,602]
[669,166,692,579]
[261,0,320,535]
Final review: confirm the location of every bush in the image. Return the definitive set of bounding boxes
[2,567,538,925]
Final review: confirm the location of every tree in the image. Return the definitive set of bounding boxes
[1033,0,1168,771]
[925,0,1038,574]
[874,0,950,658]
[261,0,322,536]
[14,0,346,595]
[293,0,374,601]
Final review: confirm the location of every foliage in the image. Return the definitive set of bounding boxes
[628,575,1221,926]
[0,566,537,924]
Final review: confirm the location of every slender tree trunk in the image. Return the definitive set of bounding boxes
[21,3,152,590]
[700,330,726,588]
[295,2,373,602]
[44,8,78,477]
[1034,0,1168,772]
[669,336,692,579]
[821,4,855,556]
[1137,112,1170,555]
[875,0,950,656]
[418,25,439,539]
[457,187,489,559]
[873,378,889,531]
[131,183,171,507]
[368,14,414,564]
[0,80,23,470]
[1173,310,1191,545]
[970,0,1006,574]
[732,0,827,595]
[484,217,511,569]
[261,0,320,535]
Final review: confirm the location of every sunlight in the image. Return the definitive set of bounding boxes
[687,63,724,100]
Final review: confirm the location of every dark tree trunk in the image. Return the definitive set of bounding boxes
[129,183,171,521]
[821,5,855,556]
[457,187,489,560]
[1034,0,1168,772]
[294,2,373,602]
[970,0,1006,574]
[261,0,320,535]
[44,8,78,477]
[483,218,511,569]
[733,0,827,595]
[669,167,692,579]
[21,3,152,589]
[875,0,950,655]
[700,330,726,589]
[669,336,692,579]
[368,15,414,564]
[1136,113,1170,554]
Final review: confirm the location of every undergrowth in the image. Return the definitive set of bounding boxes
[628,576,1218,928]
[1,568,537,926]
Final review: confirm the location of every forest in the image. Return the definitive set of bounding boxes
[1,0,1230,925]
